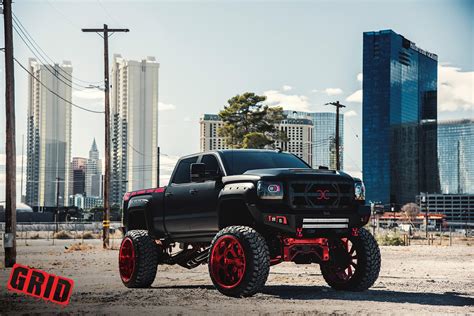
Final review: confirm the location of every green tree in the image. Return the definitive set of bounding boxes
[218,92,287,148]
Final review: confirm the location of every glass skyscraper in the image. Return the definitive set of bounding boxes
[363,30,440,206]
[284,111,343,170]
[438,119,474,194]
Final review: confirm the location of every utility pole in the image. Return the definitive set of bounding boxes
[325,101,346,170]
[55,177,61,233]
[421,192,428,239]
[3,0,17,267]
[20,135,24,203]
[82,24,129,249]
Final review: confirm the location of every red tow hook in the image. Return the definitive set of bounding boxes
[296,228,303,238]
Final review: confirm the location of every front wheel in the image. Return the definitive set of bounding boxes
[321,228,381,291]
[208,226,270,297]
[119,230,159,288]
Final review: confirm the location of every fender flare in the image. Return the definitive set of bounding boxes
[216,182,261,227]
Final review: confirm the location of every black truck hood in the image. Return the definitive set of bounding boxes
[222,168,355,184]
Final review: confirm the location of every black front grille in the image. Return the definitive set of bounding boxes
[289,181,353,210]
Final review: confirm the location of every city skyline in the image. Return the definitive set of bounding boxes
[0,0,473,203]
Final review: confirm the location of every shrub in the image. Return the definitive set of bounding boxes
[29,233,41,239]
[65,242,93,252]
[81,232,99,239]
[53,230,73,239]
[377,234,405,246]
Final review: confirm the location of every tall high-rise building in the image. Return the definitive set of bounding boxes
[199,114,313,166]
[72,157,87,195]
[25,58,72,207]
[363,29,440,205]
[285,111,344,170]
[438,119,474,194]
[111,54,159,205]
[85,139,102,197]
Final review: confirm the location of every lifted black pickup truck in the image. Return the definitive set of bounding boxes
[119,149,381,297]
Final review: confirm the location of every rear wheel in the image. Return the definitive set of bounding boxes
[321,228,381,291]
[119,230,159,288]
[208,226,270,297]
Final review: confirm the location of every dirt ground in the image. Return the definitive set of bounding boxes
[0,240,473,315]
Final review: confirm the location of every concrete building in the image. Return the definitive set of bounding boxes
[199,114,313,166]
[110,54,159,205]
[70,194,103,210]
[25,58,72,207]
[72,157,87,195]
[416,193,474,228]
[285,111,344,170]
[438,119,474,194]
[363,30,439,205]
[85,139,102,198]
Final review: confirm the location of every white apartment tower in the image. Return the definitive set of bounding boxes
[111,54,159,205]
[25,58,72,207]
[199,114,313,166]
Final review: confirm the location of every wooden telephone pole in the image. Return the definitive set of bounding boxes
[3,0,17,267]
[325,101,346,170]
[82,25,129,249]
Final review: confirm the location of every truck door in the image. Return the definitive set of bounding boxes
[164,156,198,235]
[187,154,222,233]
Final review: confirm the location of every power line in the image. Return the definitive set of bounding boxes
[96,0,123,27]
[12,16,99,91]
[14,58,105,114]
[12,24,85,92]
[12,11,103,86]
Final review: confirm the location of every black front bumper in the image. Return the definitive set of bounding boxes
[253,204,371,238]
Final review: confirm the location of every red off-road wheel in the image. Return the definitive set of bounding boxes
[321,228,381,291]
[208,226,270,297]
[119,230,159,288]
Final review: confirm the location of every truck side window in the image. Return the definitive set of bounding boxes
[172,157,197,184]
[201,154,220,178]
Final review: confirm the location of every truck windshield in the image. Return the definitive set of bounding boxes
[220,151,310,175]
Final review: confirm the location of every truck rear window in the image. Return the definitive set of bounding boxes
[220,151,310,175]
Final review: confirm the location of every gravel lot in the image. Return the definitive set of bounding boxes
[0,240,473,315]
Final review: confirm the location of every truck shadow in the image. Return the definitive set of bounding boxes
[151,284,473,307]
[261,285,474,307]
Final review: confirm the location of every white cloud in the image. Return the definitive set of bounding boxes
[345,89,362,103]
[159,154,179,186]
[324,88,343,96]
[357,73,363,82]
[263,90,310,111]
[344,110,358,117]
[72,89,104,101]
[158,102,176,111]
[438,65,474,112]
[72,89,105,109]
[282,85,292,91]
[311,89,319,93]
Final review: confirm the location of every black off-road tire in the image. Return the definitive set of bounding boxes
[208,226,270,297]
[321,228,381,291]
[120,230,159,288]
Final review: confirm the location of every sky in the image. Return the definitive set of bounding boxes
[0,0,473,202]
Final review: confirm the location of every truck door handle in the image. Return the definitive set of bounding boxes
[165,192,173,197]
[189,189,198,195]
